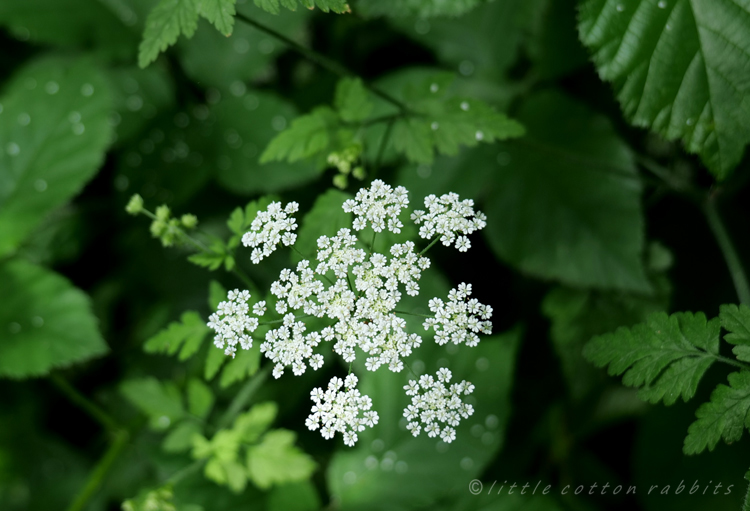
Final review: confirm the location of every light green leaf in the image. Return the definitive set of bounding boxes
[0,260,108,378]
[578,0,750,179]
[139,0,200,68]
[355,0,482,18]
[260,106,339,163]
[220,345,261,388]
[294,189,353,261]
[392,118,432,164]
[334,77,373,123]
[197,0,235,35]
[484,90,651,292]
[720,304,750,363]
[120,377,185,429]
[0,57,113,257]
[246,429,316,489]
[205,343,227,381]
[143,311,209,361]
[208,280,227,310]
[267,481,321,511]
[234,402,278,443]
[254,0,348,14]
[163,420,203,453]
[187,378,215,419]
[583,311,720,405]
[122,486,180,511]
[684,371,750,454]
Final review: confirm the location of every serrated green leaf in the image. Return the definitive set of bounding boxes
[162,420,203,453]
[205,343,227,380]
[228,196,278,250]
[234,402,278,443]
[260,106,339,163]
[254,0,347,14]
[122,486,179,511]
[294,189,353,261]
[197,0,235,35]
[144,311,209,361]
[0,260,108,378]
[208,280,227,310]
[584,311,720,405]
[392,118,432,164]
[355,0,482,18]
[684,371,750,454]
[120,377,185,429]
[0,57,113,257]
[334,77,373,123]
[220,345,261,388]
[187,378,215,419]
[578,0,750,179]
[246,429,315,489]
[720,304,750,363]
[139,0,200,68]
[484,90,651,292]
[187,251,226,271]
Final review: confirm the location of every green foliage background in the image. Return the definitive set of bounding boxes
[2,0,750,510]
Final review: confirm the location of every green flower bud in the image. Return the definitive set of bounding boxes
[181,213,198,229]
[352,166,366,180]
[333,173,348,190]
[155,205,171,222]
[125,194,144,215]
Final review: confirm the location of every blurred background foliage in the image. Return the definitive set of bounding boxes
[1,0,750,510]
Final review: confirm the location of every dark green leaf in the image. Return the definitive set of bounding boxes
[220,345,261,388]
[355,0,482,18]
[246,429,316,489]
[197,0,235,35]
[139,0,200,68]
[143,311,209,361]
[187,378,215,419]
[720,304,750,363]
[120,377,185,429]
[260,106,339,163]
[294,189,353,261]
[334,77,373,123]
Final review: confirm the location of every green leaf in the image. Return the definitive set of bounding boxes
[197,0,235,35]
[187,378,215,419]
[254,0,348,14]
[120,377,185,429]
[144,311,209,361]
[234,402,278,443]
[205,343,227,381]
[0,57,113,257]
[525,0,588,80]
[484,90,651,292]
[392,118,433,164]
[294,189,353,261]
[267,481,321,511]
[260,106,339,163]
[578,0,750,179]
[122,486,180,511]
[139,0,200,68]
[583,311,720,405]
[355,0,482,18]
[220,345,261,388]
[163,420,203,453]
[208,280,227,310]
[720,304,750,362]
[684,371,750,454]
[0,260,108,378]
[334,77,373,123]
[246,429,316,489]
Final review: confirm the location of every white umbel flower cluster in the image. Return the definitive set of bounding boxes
[241,201,299,263]
[411,193,487,251]
[342,179,409,233]
[207,289,264,357]
[403,368,475,443]
[305,374,379,446]
[424,283,493,347]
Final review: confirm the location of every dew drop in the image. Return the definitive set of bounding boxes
[109,111,122,127]
[666,23,672,30]
[395,461,408,474]
[430,83,439,93]
[460,101,470,111]
[230,80,247,97]
[459,60,475,76]
[686,117,695,126]
[417,164,432,179]
[436,441,449,453]
[157,416,171,428]
[72,123,85,135]
[206,88,221,105]
[31,316,44,327]
[68,111,81,123]
[8,322,21,334]
[370,439,384,452]
[34,179,47,192]
[414,19,430,35]
[481,431,496,446]
[380,458,394,471]
[45,81,59,94]
[18,113,30,126]
[475,357,489,371]
[174,112,189,128]
[6,142,20,156]
[460,457,474,470]
[114,174,129,191]
[445,343,459,354]
[234,38,250,54]
[485,414,499,429]
[123,77,139,94]
[80,83,94,96]
[272,115,287,131]
[343,471,357,484]
[412,359,425,374]
[258,39,274,55]
[431,121,439,130]
[24,78,37,90]
[658,0,667,7]
[244,95,259,111]
[364,456,378,469]
[192,104,210,120]
[225,129,242,148]
[126,95,143,112]
[471,424,484,437]
[616,3,624,11]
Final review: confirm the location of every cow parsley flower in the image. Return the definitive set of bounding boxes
[403,368,474,443]
[424,283,493,346]
[306,374,379,446]
[343,179,409,233]
[411,193,486,251]
[241,201,299,263]
[207,289,262,357]
[260,313,325,378]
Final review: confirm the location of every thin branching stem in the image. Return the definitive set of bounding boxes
[704,199,750,305]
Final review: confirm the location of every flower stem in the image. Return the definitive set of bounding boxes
[370,118,395,180]
[234,11,408,113]
[50,374,120,432]
[418,236,441,256]
[704,199,750,305]
[217,365,271,429]
[394,310,434,319]
[66,429,129,511]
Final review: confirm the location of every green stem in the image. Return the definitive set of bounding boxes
[234,11,408,113]
[259,314,313,326]
[704,199,750,305]
[394,310,434,319]
[66,429,129,511]
[418,236,441,256]
[50,374,120,432]
[370,118,395,181]
[165,459,206,486]
[217,365,271,429]
[715,354,750,371]
[369,230,377,253]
